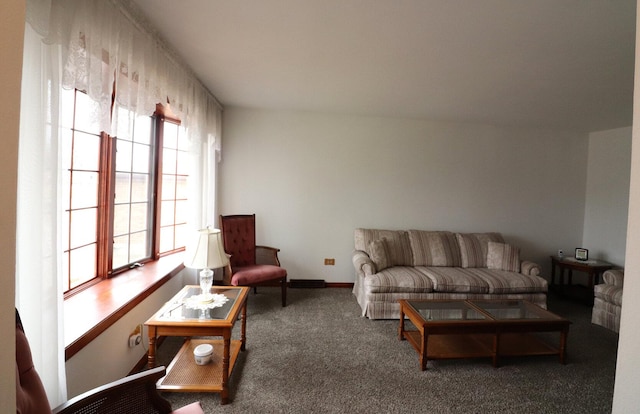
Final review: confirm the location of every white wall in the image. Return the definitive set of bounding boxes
[1,0,24,412]
[582,127,631,266]
[220,107,590,283]
[64,273,185,397]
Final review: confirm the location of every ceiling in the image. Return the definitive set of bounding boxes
[131,0,636,132]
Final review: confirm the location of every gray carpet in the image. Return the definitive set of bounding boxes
[155,287,618,413]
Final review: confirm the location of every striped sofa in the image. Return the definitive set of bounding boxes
[352,228,547,319]
[592,269,623,333]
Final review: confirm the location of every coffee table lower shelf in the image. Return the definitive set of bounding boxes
[157,339,242,393]
[403,330,560,366]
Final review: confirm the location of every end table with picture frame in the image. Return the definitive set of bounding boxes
[549,254,612,305]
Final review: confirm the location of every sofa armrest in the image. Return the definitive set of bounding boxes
[603,269,624,287]
[352,250,376,276]
[520,260,541,276]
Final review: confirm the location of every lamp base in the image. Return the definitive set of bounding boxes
[199,268,213,299]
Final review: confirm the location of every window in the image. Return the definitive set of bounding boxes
[61,88,188,294]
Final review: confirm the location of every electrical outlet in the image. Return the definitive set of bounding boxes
[324,258,335,265]
[128,324,143,348]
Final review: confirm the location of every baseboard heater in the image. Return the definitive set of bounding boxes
[289,279,326,288]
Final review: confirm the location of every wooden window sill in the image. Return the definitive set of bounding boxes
[64,254,184,360]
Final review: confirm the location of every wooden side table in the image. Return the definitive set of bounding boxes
[549,256,612,305]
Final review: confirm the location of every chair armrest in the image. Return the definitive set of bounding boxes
[256,245,281,266]
[603,269,624,287]
[520,260,541,276]
[352,250,376,276]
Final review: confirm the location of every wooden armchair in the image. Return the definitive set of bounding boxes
[219,214,287,307]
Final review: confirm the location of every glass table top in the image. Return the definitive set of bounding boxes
[406,300,557,322]
[156,286,243,321]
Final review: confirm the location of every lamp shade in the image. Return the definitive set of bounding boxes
[184,228,229,270]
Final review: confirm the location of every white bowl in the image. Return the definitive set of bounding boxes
[193,343,213,365]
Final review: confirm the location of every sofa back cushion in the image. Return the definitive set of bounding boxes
[408,230,461,267]
[486,241,521,272]
[456,232,505,268]
[354,229,413,267]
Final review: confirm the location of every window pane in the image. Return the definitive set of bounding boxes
[116,139,133,172]
[161,200,175,226]
[74,92,101,133]
[175,200,187,224]
[131,173,149,203]
[161,174,176,200]
[176,150,189,175]
[70,208,97,248]
[112,235,129,269]
[132,143,150,173]
[130,231,148,262]
[69,244,97,288]
[163,148,176,174]
[176,175,188,200]
[115,106,133,140]
[71,171,98,209]
[164,122,178,149]
[73,131,101,170]
[113,204,130,237]
[115,172,131,204]
[130,202,148,233]
[175,224,187,249]
[159,226,174,253]
[134,115,152,144]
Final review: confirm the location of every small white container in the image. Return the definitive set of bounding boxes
[193,343,214,365]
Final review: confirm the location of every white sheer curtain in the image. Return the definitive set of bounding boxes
[16,22,67,408]
[18,0,222,405]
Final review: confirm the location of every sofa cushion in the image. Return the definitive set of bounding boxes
[456,232,505,268]
[417,267,489,293]
[487,242,521,272]
[408,230,461,267]
[364,266,434,293]
[355,229,413,266]
[465,268,548,294]
[368,238,392,272]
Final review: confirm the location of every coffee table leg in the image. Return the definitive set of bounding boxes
[398,306,405,341]
[559,327,569,364]
[147,327,156,368]
[221,332,231,405]
[420,329,428,371]
[493,333,500,368]
[241,300,247,352]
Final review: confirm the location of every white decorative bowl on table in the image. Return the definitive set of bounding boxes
[193,343,214,365]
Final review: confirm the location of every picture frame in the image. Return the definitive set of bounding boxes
[575,248,589,261]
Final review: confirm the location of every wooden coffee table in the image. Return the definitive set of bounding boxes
[398,299,570,370]
[145,285,249,404]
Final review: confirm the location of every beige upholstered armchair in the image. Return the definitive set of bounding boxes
[592,269,624,333]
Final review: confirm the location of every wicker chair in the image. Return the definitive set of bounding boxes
[16,308,203,414]
[219,214,287,307]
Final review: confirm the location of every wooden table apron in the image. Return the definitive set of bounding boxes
[145,286,249,404]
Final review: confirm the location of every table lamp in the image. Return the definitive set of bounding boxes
[184,227,229,300]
